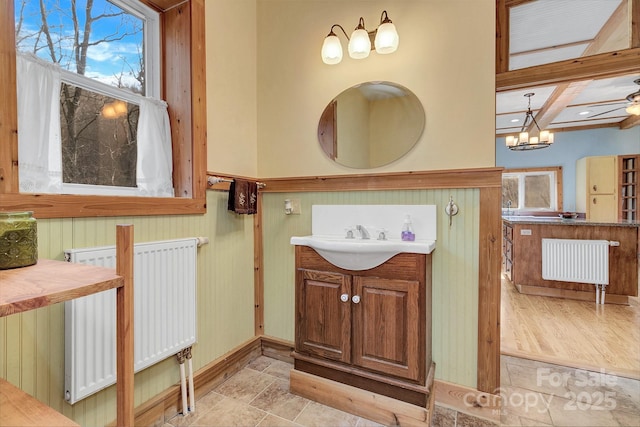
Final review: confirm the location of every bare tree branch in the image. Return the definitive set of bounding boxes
[38,0,58,62]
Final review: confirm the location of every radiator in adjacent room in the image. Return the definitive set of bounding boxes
[541,238,617,304]
[64,238,198,404]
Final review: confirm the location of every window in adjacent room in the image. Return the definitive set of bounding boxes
[14,0,173,197]
[502,168,561,213]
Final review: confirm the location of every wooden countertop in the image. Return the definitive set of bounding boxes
[0,379,79,427]
[502,216,639,227]
[0,259,123,317]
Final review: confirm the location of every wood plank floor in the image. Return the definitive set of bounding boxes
[500,276,640,380]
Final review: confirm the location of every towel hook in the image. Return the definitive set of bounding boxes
[445,196,459,227]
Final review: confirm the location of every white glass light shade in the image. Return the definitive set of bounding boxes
[518,131,529,144]
[626,103,640,116]
[322,34,343,64]
[530,136,539,145]
[348,28,371,59]
[539,130,550,143]
[374,22,399,54]
[505,136,516,147]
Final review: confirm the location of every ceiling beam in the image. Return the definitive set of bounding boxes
[619,113,640,129]
[529,3,626,132]
[511,39,594,57]
[496,47,640,91]
[583,0,628,56]
[528,81,592,132]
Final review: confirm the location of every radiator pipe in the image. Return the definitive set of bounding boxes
[186,347,195,412]
[177,350,188,416]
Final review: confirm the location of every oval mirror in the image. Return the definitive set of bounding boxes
[318,81,425,168]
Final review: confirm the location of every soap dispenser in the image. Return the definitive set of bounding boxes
[401,215,415,241]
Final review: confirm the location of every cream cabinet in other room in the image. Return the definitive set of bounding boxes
[576,155,618,222]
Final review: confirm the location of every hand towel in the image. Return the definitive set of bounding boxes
[228,179,258,215]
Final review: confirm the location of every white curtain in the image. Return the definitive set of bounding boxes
[16,53,63,193]
[16,53,174,197]
[137,98,174,197]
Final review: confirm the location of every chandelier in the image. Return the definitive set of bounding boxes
[505,93,554,151]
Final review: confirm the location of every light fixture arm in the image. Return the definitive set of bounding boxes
[520,92,542,134]
[328,24,350,40]
[379,10,392,25]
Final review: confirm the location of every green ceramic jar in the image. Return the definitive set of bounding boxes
[0,211,38,269]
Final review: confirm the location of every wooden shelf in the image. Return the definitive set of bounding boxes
[0,259,122,316]
[618,154,639,221]
[0,225,134,427]
[0,379,79,427]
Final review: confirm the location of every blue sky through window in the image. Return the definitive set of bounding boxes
[15,0,144,93]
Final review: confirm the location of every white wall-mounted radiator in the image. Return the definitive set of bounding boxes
[541,238,619,304]
[64,238,198,404]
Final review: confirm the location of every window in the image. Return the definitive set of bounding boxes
[15,0,172,197]
[1,0,206,218]
[502,167,562,214]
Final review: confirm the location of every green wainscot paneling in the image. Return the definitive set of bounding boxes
[0,191,255,426]
[261,189,480,388]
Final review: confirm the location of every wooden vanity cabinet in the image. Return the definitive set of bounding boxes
[297,269,422,382]
[293,245,433,408]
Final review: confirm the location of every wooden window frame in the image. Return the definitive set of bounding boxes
[0,0,207,219]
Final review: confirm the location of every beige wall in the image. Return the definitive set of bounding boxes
[369,95,425,167]
[256,0,495,177]
[206,1,259,177]
[336,88,370,167]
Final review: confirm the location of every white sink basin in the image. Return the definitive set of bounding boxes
[290,235,436,271]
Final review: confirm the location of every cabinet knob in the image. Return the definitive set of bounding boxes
[351,295,361,304]
[340,293,349,302]
[593,184,597,192]
[592,197,597,204]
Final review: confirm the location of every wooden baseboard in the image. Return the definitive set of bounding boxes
[109,336,262,427]
[434,379,501,424]
[260,335,295,363]
[516,284,629,305]
[290,368,435,427]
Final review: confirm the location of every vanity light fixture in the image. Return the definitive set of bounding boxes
[505,93,554,151]
[321,10,399,65]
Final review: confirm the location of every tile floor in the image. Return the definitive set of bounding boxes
[165,355,640,427]
[498,356,640,427]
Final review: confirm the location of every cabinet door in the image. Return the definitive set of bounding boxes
[352,276,421,381]
[589,194,618,222]
[296,269,351,363]
[588,156,616,194]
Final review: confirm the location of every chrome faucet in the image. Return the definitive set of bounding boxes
[355,224,370,239]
